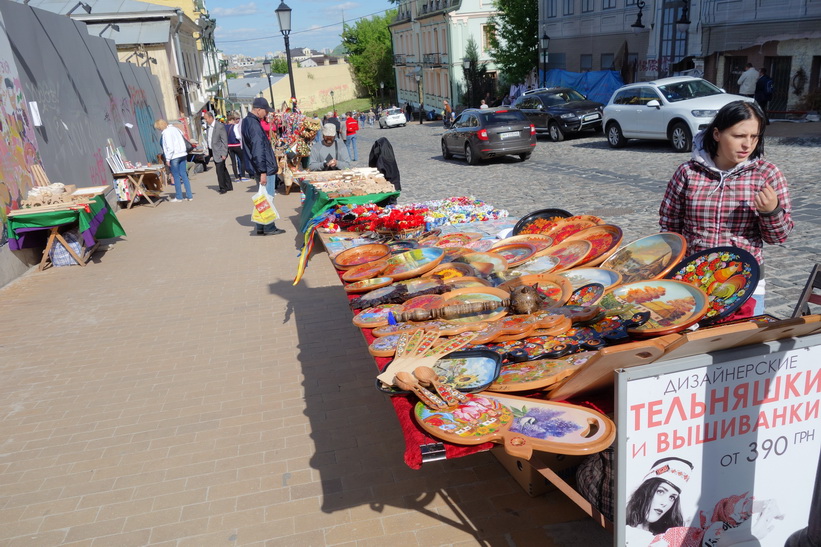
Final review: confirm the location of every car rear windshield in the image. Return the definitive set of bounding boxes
[657,79,723,102]
[385,108,402,115]
[539,89,586,105]
[480,110,527,124]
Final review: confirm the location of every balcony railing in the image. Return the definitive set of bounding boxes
[423,53,448,67]
[394,54,406,65]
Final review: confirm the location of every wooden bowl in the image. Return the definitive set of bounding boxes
[332,243,391,271]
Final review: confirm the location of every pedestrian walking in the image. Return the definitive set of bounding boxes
[755,68,774,124]
[404,102,412,123]
[345,111,359,162]
[155,118,193,202]
[204,111,232,194]
[226,113,247,181]
[659,100,793,315]
[737,63,758,97]
[443,100,452,129]
[241,97,284,236]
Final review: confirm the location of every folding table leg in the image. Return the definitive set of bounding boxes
[38,226,59,271]
[54,232,87,266]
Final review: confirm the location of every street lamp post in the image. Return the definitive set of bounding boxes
[541,32,550,88]
[330,90,335,115]
[462,57,472,108]
[262,58,275,108]
[275,2,297,109]
[415,73,423,124]
[379,81,384,105]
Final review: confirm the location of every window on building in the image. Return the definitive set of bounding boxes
[563,0,574,16]
[582,0,594,12]
[482,24,496,51]
[625,0,636,4]
[580,54,592,72]
[547,0,558,17]
[601,53,615,70]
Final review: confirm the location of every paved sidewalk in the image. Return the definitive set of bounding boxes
[0,171,611,545]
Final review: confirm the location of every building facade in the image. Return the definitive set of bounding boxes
[540,0,821,111]
[390,0,499,112]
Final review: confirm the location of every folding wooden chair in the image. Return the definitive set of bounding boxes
[791,263,821,318]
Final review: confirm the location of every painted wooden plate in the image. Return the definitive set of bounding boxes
[487,353,595,392]
[464,239,496,252]
[599,279,709,336]
[442,276,492,289]
[545,217,598,244]
[435,232,484,248]
[369,334,402,357]
[432,349,503,392]
[512,208,573,236]
[399,294,447,314]
[567,283,605,306]
[387,240,420,254]
[394,277,445,296]
[414,393,616,458]
[514,255,561,275]
[498,273,573,308]
[352,304,403,329]
[344,276,394,293]
[382,247,446,281]
[538,240,592,272]
[331,243,391,270]
[663,246,760,325]
[440,286,511,324]
[422,262,476,280]
[492,234,554,253]
[340,258,389,282]
[566,224,623,267]
[455,251,508,275]
[442,246,473,262]
[558,267,623,291]
[488,242,538,268]
[601,232,687,284]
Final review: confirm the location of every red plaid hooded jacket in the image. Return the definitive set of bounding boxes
[659,133,793,266]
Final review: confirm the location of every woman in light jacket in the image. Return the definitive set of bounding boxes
[155,119,193,202]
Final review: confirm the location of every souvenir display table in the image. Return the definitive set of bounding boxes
[6,190,126,270]
[111,165,167,209]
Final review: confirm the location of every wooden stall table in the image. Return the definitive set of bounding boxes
[111,165,167,209]
[6,190,126,270]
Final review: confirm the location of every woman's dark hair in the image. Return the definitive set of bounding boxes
[625,477,685,535]
[703,100,766,160]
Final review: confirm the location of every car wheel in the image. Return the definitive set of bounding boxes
[519,153,531,161]
[606,122,627,148]
[441,140,452,159]
[549,122,565,142]
[465,143,479,165]
[670,122,693,152]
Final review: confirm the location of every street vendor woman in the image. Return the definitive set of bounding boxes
[308,123,351,171]
[659,100,793,314]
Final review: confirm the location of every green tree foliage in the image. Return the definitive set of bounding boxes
[269,58,290,74]
[461,37,490,107]
[341,11,396,98]
[487,0,538,85]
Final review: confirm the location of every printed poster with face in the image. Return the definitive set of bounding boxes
[619,346,821,546]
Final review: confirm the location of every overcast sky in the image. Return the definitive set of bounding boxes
[211,0,392,58]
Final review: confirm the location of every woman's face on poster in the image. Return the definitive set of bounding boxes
[646,481,678,523]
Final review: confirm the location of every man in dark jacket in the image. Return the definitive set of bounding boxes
[242,97,284,236]
[369,137,400,205]
[755,68,774,125]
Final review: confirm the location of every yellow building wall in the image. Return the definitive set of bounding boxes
[118,45,178,121]
[266,63,358,113]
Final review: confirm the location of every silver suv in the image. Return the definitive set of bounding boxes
[602,77,752,152]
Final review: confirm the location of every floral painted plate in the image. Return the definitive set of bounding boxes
[331,243,391,270]
[344,276,394,293]
[352,304,403,329]
[435,232,484,248]
[664,246,759,325]
[422,262,476,280]
[512,208,573,236]
[487,353,594,392]
[492,234,554,253]
[567,283,605,306]
[464,239,496,252]
[558,267,623,291]
[538,240,592,272]
[601,232,687,284]
[566,224,623,267]
[599,279,709,336]
[488,242,538,268]
[545,217,599,244]
[382,247,446,281]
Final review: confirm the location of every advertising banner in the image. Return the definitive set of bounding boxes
[618,346,821,546]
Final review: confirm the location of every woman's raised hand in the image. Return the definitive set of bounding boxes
[754,183,779,213]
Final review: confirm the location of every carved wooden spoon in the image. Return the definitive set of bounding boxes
[394,371,449,411]
[414,366,468,407]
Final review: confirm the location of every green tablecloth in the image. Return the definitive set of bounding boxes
[298,181,399,232]
[6,194,126,250]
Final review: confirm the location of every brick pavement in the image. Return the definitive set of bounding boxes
[1,120,818,545]
[0,164,612,545]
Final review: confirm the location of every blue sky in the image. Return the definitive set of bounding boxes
[211,0,393,58]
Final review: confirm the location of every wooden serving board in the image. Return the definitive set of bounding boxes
[414,393,616,460]
[486,352,596,392]
[547,338,669,400]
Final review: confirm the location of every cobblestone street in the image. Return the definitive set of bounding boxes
[352,119,821,319]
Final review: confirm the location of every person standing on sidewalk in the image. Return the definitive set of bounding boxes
[155,118,192,202]
[737,63,758,97]
[755,68,774,125]
[226,114,246,181]
[345,111,359,162]
[242,97,284,236]
[204,111,232,194]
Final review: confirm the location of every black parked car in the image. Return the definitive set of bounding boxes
[441,107,536,165]
[512,87,604,142]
